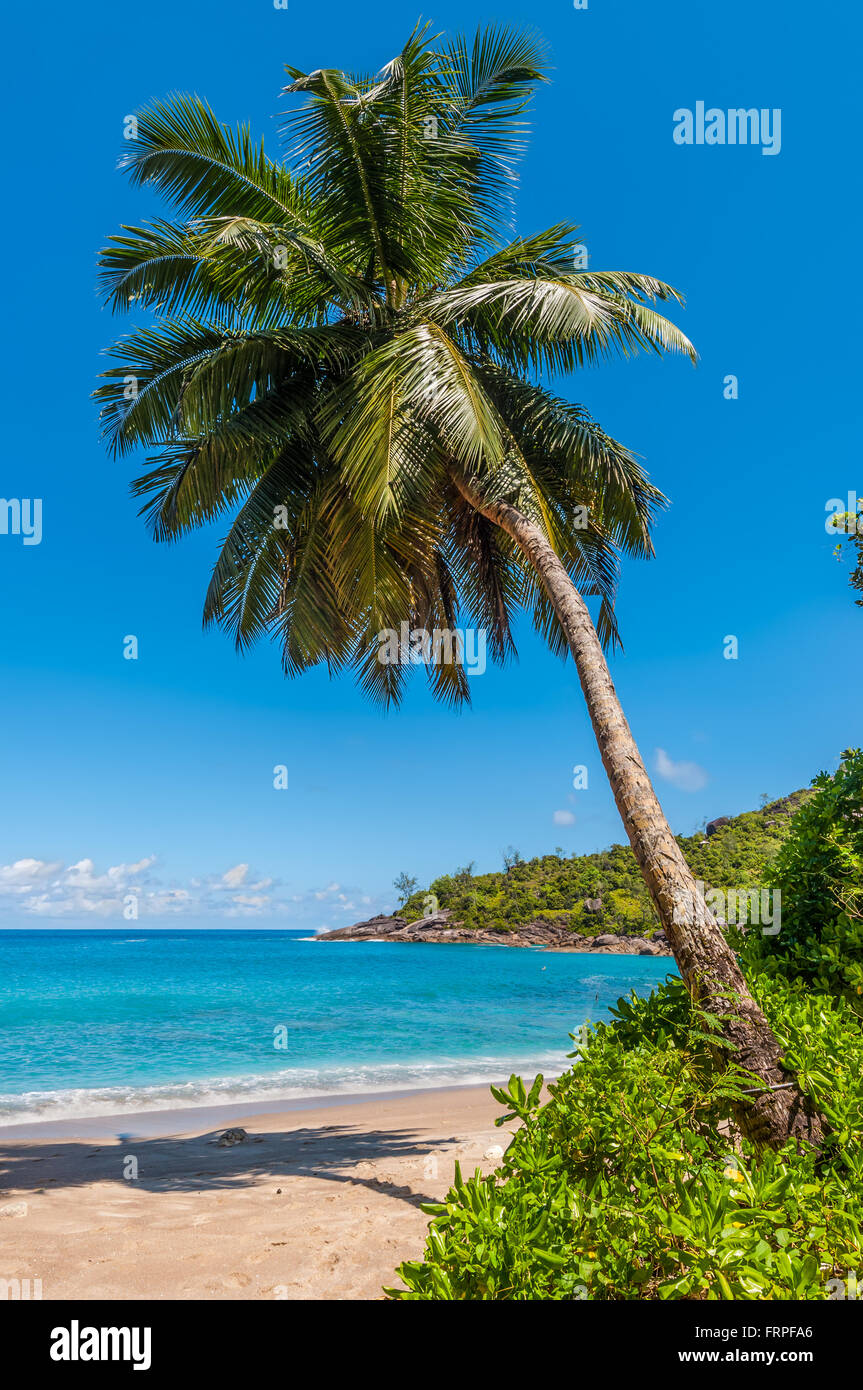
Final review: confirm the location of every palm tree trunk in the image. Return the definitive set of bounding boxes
[452,474,824,1150]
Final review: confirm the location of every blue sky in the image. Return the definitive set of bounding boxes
[0,0,859,927]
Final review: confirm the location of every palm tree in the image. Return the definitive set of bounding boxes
[97,24,822,1148]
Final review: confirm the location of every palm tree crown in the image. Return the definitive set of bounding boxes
[97,23,694,703]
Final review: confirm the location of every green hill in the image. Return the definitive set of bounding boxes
[402,791,810,938]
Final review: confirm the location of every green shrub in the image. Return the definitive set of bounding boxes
[388,976,863,1300]
[747,750,863,1013]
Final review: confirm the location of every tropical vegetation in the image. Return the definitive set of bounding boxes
[390,754,863,1299]
[402,791,810,937]
[747,750,863,1016]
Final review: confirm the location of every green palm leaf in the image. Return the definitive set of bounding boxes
[99,22,694,705]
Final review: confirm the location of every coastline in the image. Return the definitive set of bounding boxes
[1,935,675,1134]
[0,1083,518,1300]
[0,1079,526,1142]
[315,911,672,955]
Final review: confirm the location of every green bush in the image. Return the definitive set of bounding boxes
[747,750,863,1014]
[388,975,863,1300]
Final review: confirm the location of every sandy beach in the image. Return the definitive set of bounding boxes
[0,1084,513,1301]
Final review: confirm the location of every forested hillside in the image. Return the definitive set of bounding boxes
[403,792,810,937]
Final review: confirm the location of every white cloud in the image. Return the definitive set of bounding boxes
[0,859,62,890]
[108,857,156,879]
[145,889,191,914]
[552,810,576,826]
[655,748,708,793]
[0,854,388,929]
[314,882,341,901]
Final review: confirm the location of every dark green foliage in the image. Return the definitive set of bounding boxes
[389,973,863,1299]
[402,792,808,936]
[393,871,419,906]
[745,750,863,1014]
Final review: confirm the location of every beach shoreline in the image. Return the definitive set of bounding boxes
[0,1078,520,1142]
[0,1082,520,1300]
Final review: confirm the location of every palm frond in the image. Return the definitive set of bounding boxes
[428,270,696,374]
[97,318,361,455]
[99,23,694,701]
[441,25,550,239]
[322,323,506,517]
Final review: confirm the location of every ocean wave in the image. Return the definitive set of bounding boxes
[0,1052,567,1127]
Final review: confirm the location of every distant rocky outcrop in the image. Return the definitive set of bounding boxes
[706,816,732,837]
[315,911,672,955]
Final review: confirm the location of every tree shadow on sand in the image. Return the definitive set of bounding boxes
[0,1122,471,1210]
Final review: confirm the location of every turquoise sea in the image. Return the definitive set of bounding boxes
[0,930,675,1125]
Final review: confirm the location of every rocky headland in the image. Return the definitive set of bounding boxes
[315,910,672,955]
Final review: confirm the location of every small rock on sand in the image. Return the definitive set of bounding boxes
[216,1128,249,1148]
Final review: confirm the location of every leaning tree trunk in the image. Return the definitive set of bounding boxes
[453,475,823,1150]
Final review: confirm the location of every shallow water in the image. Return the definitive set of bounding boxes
[0,929,675,1124]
